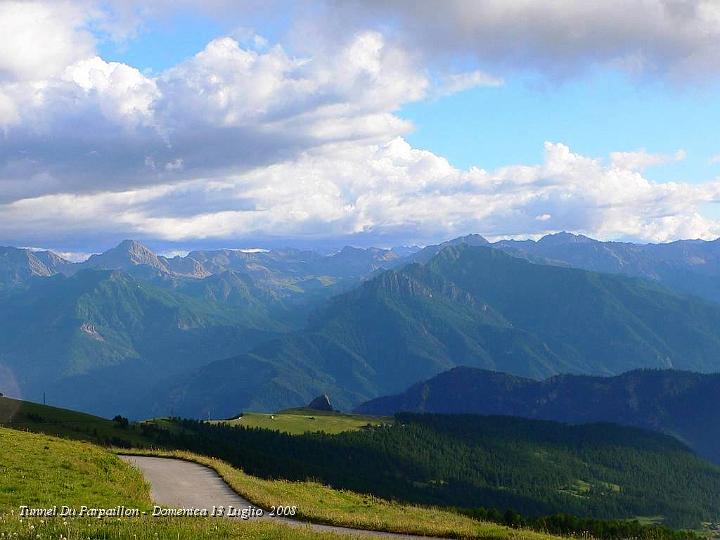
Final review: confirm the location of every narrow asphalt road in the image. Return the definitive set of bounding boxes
[119,455,444,539]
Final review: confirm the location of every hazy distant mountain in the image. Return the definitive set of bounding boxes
[407,233,490,264]
[0,246,71,289]
[494,232,720,303]
[185,245,408,282]
[173,269,314,325]
[321,246,404,277]
[164,244,720,416]
[0,239,426,323]
[161,254,210,278]
[1,239,417,289]
[77,239,172,278]
[10,234,720,419]
[356,367,720,463]
[9,233,720,306]
[0,269,286,417]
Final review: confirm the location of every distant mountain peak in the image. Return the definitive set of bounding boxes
[537,232,595,245]
[445,233,489,246]
[434,242,507,263]
[0,246,71,288]
[114,239,153,255]
[83,239,169,274]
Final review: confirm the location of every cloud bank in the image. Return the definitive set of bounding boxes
[4,140,719,246]
[2,0,720,249]
[322,0,720,82]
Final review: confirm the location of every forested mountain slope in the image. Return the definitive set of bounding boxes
[494,232,720,303]
[357,367,720,464]
[163,244,720,416]
[0,269,284,417]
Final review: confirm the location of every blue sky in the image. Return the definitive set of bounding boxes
[96,4,293,72]
[402,72,720,184]
[96,5,720,185]
[97,12,226,73]
[3,1,720,253]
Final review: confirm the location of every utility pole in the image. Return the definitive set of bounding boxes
[43,392,46,405]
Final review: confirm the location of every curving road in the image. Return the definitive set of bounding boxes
[119,455,443,539]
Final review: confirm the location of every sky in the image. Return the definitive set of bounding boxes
[3,0,720,255]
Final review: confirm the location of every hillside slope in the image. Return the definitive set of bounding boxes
[356,367,720,463]
[149,414,720,528]
[164,244,720,416]
[0,427,150,510]
[0,269,285,417]
[495,232,720,303]
[0,246,72,289]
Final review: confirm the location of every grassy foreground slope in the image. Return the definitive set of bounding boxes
[0,427,371,539]
[216,408,392,435]
[120,448,556,540]
[0,395,152,446]
[0,427,149,510]
[0,411,557,539]
[150,414,720,528]
[5,396,715,529]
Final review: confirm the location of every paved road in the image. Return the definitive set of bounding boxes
[119,455,444,539]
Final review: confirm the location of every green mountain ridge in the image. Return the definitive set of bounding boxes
[0,269,286,417]
[356,367,720,464]
[494,232,720,303]
[8,238,720,420]
[162,244,720,417]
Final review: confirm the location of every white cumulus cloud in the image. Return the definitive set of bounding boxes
[0,1,95,83]
[610,149,687,171]
[319,0,720,83]
[3,140,720,245]
[2,0,720,249]
[435,70,504,97]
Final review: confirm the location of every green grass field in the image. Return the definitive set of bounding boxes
[0,400,558,539]
[213,408,392,435]
[0,395,152,446]
[0,427,363,539]
[0,426,150,510]
[0,516,365,540]
[120,448,558,540]
[0,395,390,441]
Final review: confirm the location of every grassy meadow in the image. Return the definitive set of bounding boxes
[0,515,364,540]
[0,427,364,539]
[119,447,559,540]
[213,408,392,435]
[0,415,558,539]
[0,395,391,441]
[0,427,150,510]
[2,397,697,539]
[0,395,151,446]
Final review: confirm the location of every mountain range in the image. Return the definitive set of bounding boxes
[0,240,411,291]
[0,239,417,416]
[8,232,720,302]
[356,367,720,463]
[5,233,720,419]
[0,268,287,416]
[494,232,720,303]
[161,243,720,417]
